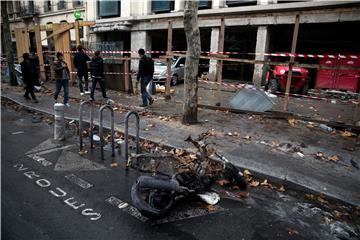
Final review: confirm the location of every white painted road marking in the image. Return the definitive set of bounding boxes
[11,131,24,135]
[105,196,149,222]
[65,174,94,189]
[27,154,53,167]
[13,163,101,221]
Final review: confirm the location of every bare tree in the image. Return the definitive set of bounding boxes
[1,1,17,86]
[182,0,201,124]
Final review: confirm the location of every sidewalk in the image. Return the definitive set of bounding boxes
[2,81,360,206]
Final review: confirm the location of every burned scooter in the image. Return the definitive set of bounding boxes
[130,132,247,219]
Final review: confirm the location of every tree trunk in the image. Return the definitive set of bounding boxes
[1,1,17,86]
[182,0,201,124]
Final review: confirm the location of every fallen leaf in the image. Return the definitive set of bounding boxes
[324,216,332,225]
[205,205,217,212]
[175,148,185,156]
[278,186,286,192]
[78,150,88,156]
[287,228,299,236]
[189,153,198,160]
[261,179,269,186]
[217,179,231,186]
[340,131,353,137]
[243,169,252,177]
[110,161,118,168]
[332,210,342,219]
[328,155,339,162]
[243,135,251,140]
[317,195,329,205]
[305,194,315,200]
[235,191,250,198]
[250,181,260,187]
[288,118,297,126]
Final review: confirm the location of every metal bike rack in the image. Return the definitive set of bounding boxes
[99,104,115,160]
[79,100,94,151]
[124,111,140,164]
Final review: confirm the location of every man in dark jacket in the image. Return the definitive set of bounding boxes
[137,48,154,107]
[21,53,38,103]
[53,52,70,107]
[90,50,107,101]
[73,45,90,95]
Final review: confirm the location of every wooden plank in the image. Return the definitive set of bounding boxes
[353,91,360,124]
[283,14,300,111]
[198,104,360,131]
[41,23,74,41]
[167,54,360,70]
[75,20,80,47]
[52,23,73,83]
[165,21,172,99]
[78,21,95,27]
[216,17,225,83]
[124,57,130,93]
[14,28,30,62]
[34,25,46,81]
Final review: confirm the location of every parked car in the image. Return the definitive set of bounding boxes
[153,56,185,86]
[265,65,310,94]
[153,56,209,86]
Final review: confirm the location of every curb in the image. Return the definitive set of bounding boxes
[2,95,358,207]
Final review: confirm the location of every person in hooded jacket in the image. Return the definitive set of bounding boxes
[73,45,90,95]
[90,50,107,101]
[21,53,38,103]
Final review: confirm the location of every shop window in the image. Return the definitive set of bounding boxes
[98,0,120,18]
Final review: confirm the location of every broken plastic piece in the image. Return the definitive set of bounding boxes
[197,192,220,205]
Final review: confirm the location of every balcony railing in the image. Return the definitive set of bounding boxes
[19,4,40,18]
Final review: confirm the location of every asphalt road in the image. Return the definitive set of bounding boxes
[1,103,359,240]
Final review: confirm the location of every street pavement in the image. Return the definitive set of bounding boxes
[1,81,359,207]
[2,101,360,240]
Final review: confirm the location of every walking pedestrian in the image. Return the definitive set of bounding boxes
[90,50,108,101]
[21,53,38,103]
[53,52,70,107]
[73,45,90,96]
[137,48,154,107]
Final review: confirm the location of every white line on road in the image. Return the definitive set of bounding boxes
[11,131,25,135]
[105,196,149,222]
[27,155,53,167]
[29,144,76,156]
[65,174,94,189]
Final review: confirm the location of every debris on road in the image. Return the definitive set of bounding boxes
[129,131,248,219]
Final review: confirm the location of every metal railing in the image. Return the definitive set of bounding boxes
[79,100,94,151]
[124,111,140,167]
[99,104,115,160]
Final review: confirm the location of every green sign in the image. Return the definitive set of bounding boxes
[74,10,81,20]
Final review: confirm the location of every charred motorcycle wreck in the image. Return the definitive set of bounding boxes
[128,133,248,219]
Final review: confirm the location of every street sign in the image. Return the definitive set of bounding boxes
[74,10,82,20]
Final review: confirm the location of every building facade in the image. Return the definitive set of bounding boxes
[5,0,88,53]
[3,0,360,85]
[86,0,360,84]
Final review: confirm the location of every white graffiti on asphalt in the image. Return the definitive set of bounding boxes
[13,163,101,221]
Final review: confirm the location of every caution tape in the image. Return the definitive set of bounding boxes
[70,71,131,75]
[198,79,359,105]
[42,50,360,59]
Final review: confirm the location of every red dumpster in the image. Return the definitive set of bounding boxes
[315,55,360,92]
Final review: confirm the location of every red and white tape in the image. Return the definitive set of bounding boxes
[70,71,130,75]
[198,79,359,105]
[42,50,360,59]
